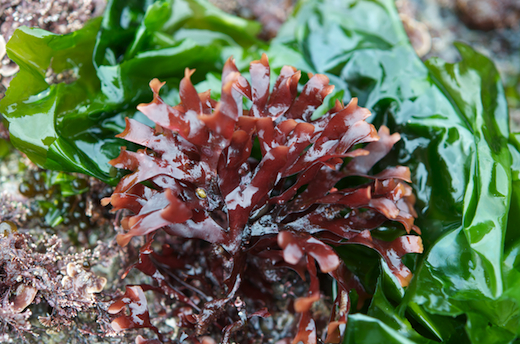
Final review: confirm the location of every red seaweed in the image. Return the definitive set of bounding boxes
[103,54,422,343]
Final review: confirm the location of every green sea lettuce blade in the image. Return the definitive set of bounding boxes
[269,0,517,342]
[0,0,262,184]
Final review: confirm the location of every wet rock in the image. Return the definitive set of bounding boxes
[456,0,520,31]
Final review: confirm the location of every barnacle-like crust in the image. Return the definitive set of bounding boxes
[104,53,422,343]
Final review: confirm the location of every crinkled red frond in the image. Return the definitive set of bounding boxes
[108,285,164,342]
[104,53,422,343]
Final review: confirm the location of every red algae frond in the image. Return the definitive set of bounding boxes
[104,54,422,343]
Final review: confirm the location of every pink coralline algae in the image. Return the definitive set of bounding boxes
[0,230,107,335]
[103,54,422,343]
